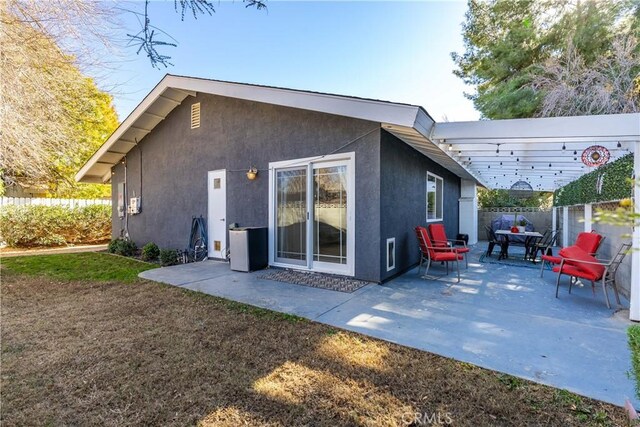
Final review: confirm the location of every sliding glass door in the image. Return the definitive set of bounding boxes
[270,154,354,276]
[275,167,307,265]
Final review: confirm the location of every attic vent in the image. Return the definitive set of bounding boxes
[190,103,201,129]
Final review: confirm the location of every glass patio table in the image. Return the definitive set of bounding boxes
[494,230,544,261]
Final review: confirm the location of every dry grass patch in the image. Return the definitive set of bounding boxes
[0,262,628,426]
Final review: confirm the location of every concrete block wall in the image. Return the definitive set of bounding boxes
[568,206,584,247]
[563,203,632,299]
[478,207,552,240]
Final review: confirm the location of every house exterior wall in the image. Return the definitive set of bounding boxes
[111,93,382,282]
[379,130,461,281]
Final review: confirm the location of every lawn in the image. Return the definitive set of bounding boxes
[0,253,627,426]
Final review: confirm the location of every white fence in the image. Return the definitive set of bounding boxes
[1,197,111,208]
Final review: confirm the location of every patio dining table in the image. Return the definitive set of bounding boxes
[494,230,544,261]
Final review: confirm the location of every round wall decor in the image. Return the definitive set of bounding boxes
[581,145,610,167]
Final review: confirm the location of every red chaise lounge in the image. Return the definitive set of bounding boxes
[540,231,604,277]
[553,243,630,308]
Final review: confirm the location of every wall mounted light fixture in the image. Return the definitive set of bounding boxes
[246,167,258,180]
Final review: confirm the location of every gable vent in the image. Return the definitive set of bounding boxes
[190,103,201,129]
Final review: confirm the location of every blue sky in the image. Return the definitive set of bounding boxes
[100,1,478,122]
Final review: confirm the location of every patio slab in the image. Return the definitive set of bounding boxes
[139,247,636,407]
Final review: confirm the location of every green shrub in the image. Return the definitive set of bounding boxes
[159,249,179,266]
[0,204,111,247]
[107,238,120,254]
[629,325,640,400]
[107,238,137,257]
[141,242,160,261]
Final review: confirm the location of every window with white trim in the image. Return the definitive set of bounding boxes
[426,172,443,222]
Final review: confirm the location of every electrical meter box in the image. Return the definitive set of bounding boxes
[128,197,141,215]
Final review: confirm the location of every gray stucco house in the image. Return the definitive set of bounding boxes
[77,75,479,283]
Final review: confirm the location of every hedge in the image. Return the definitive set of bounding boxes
[0,204,111,247]
[554,153,634,206]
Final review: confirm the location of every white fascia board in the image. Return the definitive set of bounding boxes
[75,76,184,182]
[408,112,488,188]
[165,75,421,127]
[433,113,640,141]
[76,74,424,182]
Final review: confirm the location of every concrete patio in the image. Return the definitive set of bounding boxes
[139,246,635,407]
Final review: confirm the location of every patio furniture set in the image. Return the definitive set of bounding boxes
[416,224,630,309]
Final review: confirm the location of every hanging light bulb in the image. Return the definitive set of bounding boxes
[496,144,500,154]
[448,144,453,151]
[562,143,566,150]
[549,163,552,167]
[617,141,622,148]
[573,150,577,155]
[510,151,514,155]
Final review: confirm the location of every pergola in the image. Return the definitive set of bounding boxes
[432,113,639,191]
[431,113,640,320]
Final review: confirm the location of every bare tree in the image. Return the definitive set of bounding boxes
[531,36,640,117]
[0,1,118,188]
[127,0,267,69]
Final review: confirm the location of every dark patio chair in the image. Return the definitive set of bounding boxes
[528,228,561,262]
[483,225,507,259]
[428,223,469,268]
[554,243,630,309]
[415,226,463,282]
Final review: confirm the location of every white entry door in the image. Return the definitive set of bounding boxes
[208,170,227,259]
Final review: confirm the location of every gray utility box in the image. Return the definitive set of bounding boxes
[229,227,268,272]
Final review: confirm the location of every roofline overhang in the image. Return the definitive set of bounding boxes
[77,74,440,183]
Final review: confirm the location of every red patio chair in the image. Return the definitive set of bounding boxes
[554,243,630,308]
[415,226,463,282]
[428,223,469,268]
[540,231,604,277]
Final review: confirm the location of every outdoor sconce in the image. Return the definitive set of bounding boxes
[246,167,258,180]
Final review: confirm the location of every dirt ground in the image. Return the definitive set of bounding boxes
[1,268,629,426]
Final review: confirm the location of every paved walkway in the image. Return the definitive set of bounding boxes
[139,247,635,407]
[0,244,108,258]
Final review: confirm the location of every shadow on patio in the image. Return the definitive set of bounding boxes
[140,244,635,407]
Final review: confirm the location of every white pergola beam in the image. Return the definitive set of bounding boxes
[433,113,640,141]
[452,153,626,160]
